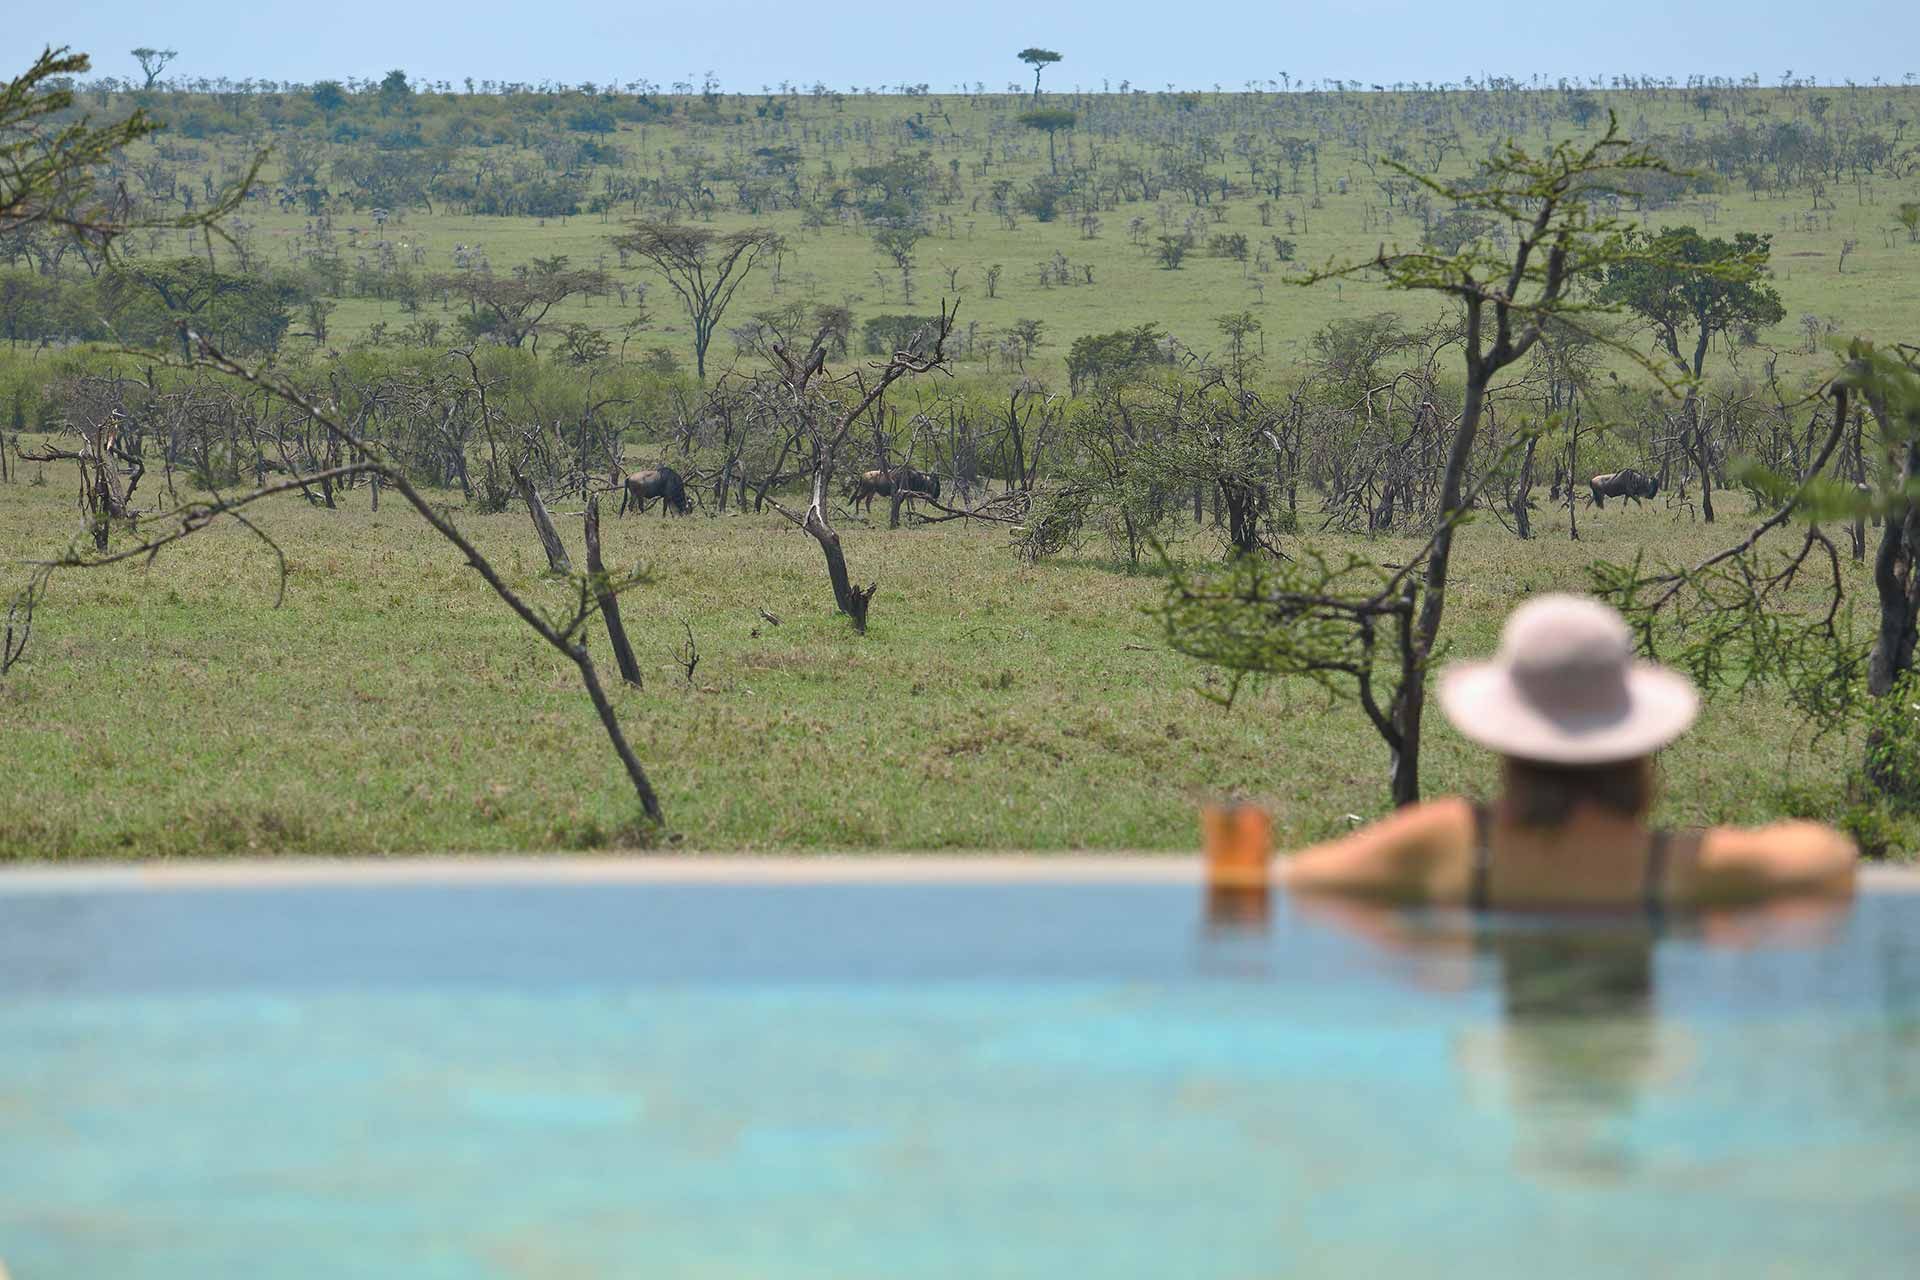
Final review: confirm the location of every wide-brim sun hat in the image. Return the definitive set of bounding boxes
[1437,594,1699,765]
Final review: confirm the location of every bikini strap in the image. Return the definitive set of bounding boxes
[1644,827,1700,927]
[1645,828,1671,916]
[1468,801,1494,911]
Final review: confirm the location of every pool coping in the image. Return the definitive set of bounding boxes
[0,855,1915,893]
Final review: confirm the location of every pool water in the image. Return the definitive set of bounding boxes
[1,871,1916,1278]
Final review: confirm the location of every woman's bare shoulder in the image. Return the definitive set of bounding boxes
[1279,797,1475,901]
[1688,820,1859,900]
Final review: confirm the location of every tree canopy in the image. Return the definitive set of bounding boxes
[609,221,779,378]
[1018,48,1062,101]
[1598,226,1785,378]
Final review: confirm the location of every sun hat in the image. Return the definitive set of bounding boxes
[1436,595,1699,765]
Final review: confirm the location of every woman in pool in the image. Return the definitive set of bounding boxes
[1280,594,1858,909]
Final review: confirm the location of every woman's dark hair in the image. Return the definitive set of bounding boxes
[1501,755,1654,827]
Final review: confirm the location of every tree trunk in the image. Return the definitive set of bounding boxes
[515,469,573,574]
[1567,425,1580,542]
[1694,423,1716,523]
[777,471,877,633]
[1865,443,1920,799]
[1388,374,1488,806]
[1851,408,1867,562]
[1512,434,1537,540]
[1867,442,1920,699]
[568,642,664,825]
[808,508,874,631]
[584,495,642,688]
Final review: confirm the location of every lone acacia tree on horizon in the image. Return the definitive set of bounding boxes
[130,47,177,90]
[1018,48,1062,103]
[611,221,779,378]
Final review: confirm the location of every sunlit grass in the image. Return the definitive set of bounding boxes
[1,467,1901,859]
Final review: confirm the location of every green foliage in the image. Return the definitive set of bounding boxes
[1156,546,1408,708]
[1017,108,1076,132]
[378,69,413,110]
[2,49,163,242]
[1597,226,1786,374]
[102,258,302,356]
[1423,210,1493,254]
[1016,178,1066,221]
[1591,545,1869,730]
[1308,312,1416,397]
[1566,94,1603,127]
[862,314,942,355]
[565,107,617,135]
[1898,203,1920,244]
[1862,669,1920,812]
[1304,116,1684,383]
[0,269,104,346]
[1207,232,1249,261]
[1066,323,1169,394]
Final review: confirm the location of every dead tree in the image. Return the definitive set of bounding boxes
[584,493,643,688]
[758,303,957,633]
[514,465,574,574]
[6,337,668,829]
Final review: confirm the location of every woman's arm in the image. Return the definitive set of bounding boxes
[1688,821,1859,904]
[1278,798,1469,903]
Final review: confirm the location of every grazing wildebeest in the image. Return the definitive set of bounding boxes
[1588,469,1659,509]
[845,466,940,514]
[621,466,692,516]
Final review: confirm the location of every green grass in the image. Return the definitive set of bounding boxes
[1,470,1903,859]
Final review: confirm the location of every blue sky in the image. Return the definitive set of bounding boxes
[12,1,1916,90]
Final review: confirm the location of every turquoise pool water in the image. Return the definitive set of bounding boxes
[1,874,1916,1278]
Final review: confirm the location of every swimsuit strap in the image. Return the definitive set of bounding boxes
[1642,827,1670,931]
[1645,828,1672,915]
[1644,827,1701,929]
[1468,801,1494,911]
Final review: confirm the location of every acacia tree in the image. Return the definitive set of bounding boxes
[129,47,177,91]
[1018,108,1076,176]
[1018,48,1062,103]
[437,255,609,350]
[872,224,923,303]
[1160,117,1693,807]
[610,221,779,378]
[1598,227,1785,521]
[5,49,160,240]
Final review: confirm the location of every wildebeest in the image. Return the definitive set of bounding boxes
[1588,469,1659,508]
[845,466,940,514]
[621,466,692,516]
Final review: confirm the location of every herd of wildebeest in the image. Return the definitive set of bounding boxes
[617,461,1657,520]
[618,464,942,518]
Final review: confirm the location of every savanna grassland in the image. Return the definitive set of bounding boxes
[5,69,1920,859]
[5,77,1918,379]
[0,457,1888,858]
